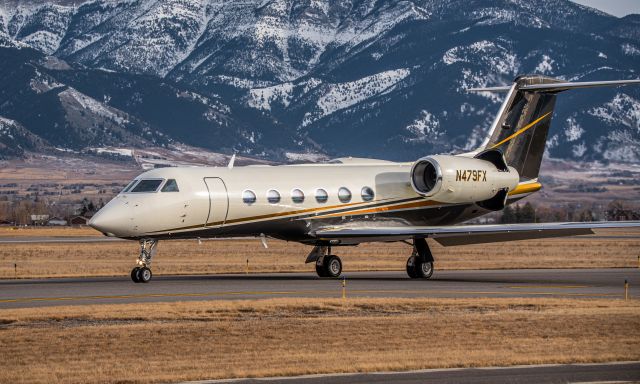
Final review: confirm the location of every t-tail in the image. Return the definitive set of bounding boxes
[471,75,640,181]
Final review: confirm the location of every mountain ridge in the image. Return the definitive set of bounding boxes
[0,0,638,163]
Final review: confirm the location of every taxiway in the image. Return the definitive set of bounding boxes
[0,268,637,309]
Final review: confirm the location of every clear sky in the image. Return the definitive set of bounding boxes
[572,0,640,17]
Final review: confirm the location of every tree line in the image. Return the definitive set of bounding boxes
[500,200,639,223]
[0,197,104,225]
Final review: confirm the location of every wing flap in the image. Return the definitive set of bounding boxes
[433,228,593,246]
[313,221,640,246]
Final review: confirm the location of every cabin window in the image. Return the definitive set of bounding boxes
[338,187,352,203]
[122,180,138,193]
[131,179,163,193]
[161,179,180,192]
[267,189,281,204]
[315,188,328,203]
[291,189,305,204]
[361,186,374,201]
[242,190,257,205]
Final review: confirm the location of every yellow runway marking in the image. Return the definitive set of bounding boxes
[0,288,621,304]
[506,285,590,289]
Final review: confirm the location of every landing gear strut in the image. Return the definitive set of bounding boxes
[311,245,342,278]
[406,238,434,279]
[131,239,157,283]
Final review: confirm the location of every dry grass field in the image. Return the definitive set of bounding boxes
[0,297,638,383]
[0,227,638,278]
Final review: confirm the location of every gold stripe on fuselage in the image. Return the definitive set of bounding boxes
[310,199,442,219]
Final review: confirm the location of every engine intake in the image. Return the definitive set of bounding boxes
[411,158,441,196]
[410,154,520,204]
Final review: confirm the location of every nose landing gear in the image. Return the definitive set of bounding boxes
[131,239,157,283]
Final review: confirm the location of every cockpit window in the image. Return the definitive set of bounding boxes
[122,180,138,193]
[161,179,179,192]
[131,179,163,193]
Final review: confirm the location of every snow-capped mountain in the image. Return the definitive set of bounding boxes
[0,0,638,162]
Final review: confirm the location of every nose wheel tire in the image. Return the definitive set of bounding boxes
[131,267,152,283]
[406,256,434,279]
[137,267,152,283]
[316,255,342,278]
[131,267,141,283]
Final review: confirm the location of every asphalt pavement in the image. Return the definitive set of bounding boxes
[1,268,637,309]
[178,362,640,384]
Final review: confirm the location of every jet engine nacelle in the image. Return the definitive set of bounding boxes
[410,153,519,205]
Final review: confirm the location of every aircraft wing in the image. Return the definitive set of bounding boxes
[311,221,640,246]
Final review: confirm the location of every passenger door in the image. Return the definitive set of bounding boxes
[204,177,228,226]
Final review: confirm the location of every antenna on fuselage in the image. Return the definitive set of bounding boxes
[227,153,236,169]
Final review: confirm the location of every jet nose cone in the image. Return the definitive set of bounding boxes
[89,208,124,237]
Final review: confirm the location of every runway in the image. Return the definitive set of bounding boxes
[0,268,637,309]
[181,362,640,384]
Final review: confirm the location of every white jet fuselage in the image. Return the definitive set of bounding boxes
[89,158,538,243]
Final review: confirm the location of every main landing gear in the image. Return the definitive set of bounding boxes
[406,238,434,279]
[131,239,157,283]
[307,245,343,278]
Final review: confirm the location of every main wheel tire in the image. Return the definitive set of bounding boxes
[315,261,327,277]
[131,267,141,283]
[323,255,342,278]
[406,256,419,278]
[417,260,434,279]
[406,257,434,279]
[137,267,152,283]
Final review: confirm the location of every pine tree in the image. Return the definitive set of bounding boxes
[501,205,515,223]
[521,202,536,223]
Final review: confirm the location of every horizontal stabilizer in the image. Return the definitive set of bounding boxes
[468,79,640,93]
[312,221,640,246]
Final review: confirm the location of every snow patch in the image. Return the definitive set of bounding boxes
[546,134,559,149]
[603,130,640,163]
[621,43,640,56]
[248,83,294,111]
[589,93,640,132]
[535,54,554,74]
[406,110,443,139]
[59,88,130,125]
[90,147,133,157]
[572,142,587,157]
[564,116,584,142]
[303,68,410,126]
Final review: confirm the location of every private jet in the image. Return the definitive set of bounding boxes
[89,75,640,283]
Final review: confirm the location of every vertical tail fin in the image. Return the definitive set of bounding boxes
[476,75,560,180]
[470,76,640,181]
